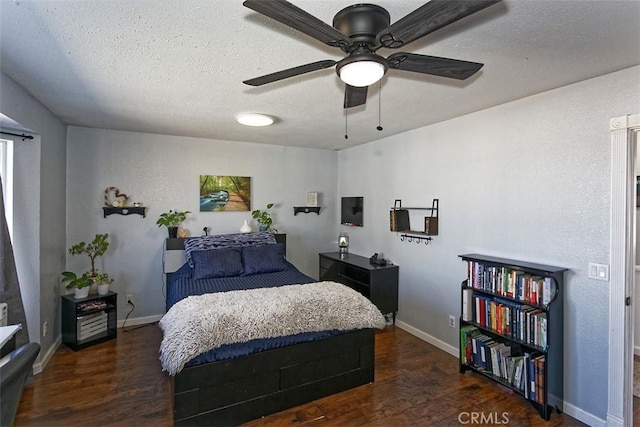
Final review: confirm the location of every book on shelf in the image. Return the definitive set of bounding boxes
[539,314,547,349]
[529,354,536,402]
[77,300,108,313]
[389,208,410,232]
[471,333,491,369]
[460,325,480,365]
[534,355,545,404]
[462,288,473,321]
[512,356,525,391]
[542,277,553,305]
[466,261,556,306]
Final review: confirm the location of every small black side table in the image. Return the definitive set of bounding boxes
[61,291,117,351]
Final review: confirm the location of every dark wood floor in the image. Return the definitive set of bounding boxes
[16,325,592,426]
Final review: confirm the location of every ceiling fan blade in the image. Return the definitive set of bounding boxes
[344,85,368,108]
[243,0,351,48]
[377,0,501,48]
[243,60,337,86]
[387,52,483,80]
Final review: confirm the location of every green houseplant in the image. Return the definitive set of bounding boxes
[94,271,114,295]
[68,233,110,278]
[156,210,191,237]
[61,271,93,299]
[251,203,275,232]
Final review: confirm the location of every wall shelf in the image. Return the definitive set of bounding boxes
[390,199,438,243]
[103,206,146,218]
[293,206,321,215]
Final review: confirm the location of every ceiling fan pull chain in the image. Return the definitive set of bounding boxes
[377,81,383,131]
[344,109,349,139]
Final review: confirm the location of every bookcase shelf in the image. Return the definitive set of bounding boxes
[458,254,566,421]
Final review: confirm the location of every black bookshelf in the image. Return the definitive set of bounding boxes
[458,254,566,420]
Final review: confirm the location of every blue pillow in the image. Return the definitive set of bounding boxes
[242,244,287,275]
[192,248,243,280]
[184,232,277,267]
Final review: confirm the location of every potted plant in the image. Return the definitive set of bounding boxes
[156,210,191,238]
[94,271,114,295]
[68,233,110,293]
[61,271,93,299]
[69,233,110,277]
[251,203,276,232]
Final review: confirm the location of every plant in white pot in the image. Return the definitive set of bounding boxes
[94,271,114,295]
[61,271,93,299]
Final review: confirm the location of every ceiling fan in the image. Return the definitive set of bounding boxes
[242,0,502,108]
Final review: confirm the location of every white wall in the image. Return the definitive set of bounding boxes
[66,127,338,320]
[0,72,67,367]
[338,65,640,424]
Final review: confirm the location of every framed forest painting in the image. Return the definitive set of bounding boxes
[199,175,251,212]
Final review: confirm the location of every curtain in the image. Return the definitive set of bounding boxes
[0,174,29,347]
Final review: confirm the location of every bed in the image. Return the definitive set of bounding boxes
[160,232,385,426]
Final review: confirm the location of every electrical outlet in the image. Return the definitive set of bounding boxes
[448,315,456,328]
[42,320,48,337]
[126,294,134,305]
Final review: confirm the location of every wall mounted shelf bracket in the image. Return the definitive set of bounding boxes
[103,206,146,218]
[293,206,321,215]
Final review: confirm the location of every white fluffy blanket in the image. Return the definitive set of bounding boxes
[159,281,386,375]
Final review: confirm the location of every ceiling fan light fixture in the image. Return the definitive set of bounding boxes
[338,60,385,87]
[236,113,274,127]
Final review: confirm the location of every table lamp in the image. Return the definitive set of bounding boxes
[338,232,349,255]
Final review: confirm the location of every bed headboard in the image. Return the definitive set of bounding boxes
[163,233,286,274]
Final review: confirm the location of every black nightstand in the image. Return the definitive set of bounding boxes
[319,252,399,323]
[61,291,117,351]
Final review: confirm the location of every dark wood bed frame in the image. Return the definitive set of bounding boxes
[164,236,377,426]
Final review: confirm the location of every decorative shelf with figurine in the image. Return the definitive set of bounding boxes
[102,186,145,218]
[293,206,321,215]
[103,206,146,218]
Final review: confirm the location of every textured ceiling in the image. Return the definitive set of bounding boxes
[1,0,639,150]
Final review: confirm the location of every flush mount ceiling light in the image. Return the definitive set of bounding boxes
[236,113,274,127]
[336,53,387,88]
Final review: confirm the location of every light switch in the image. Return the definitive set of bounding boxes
[588,262,609,281]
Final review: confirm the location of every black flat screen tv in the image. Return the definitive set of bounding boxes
[341,196,363,227]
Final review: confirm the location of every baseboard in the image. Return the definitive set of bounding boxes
[118,314,163,328]
[396,320,606,427]
[563,401,606,427]
[33,336,61,374]
[635,344,640,356]
[395,320,457,357]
